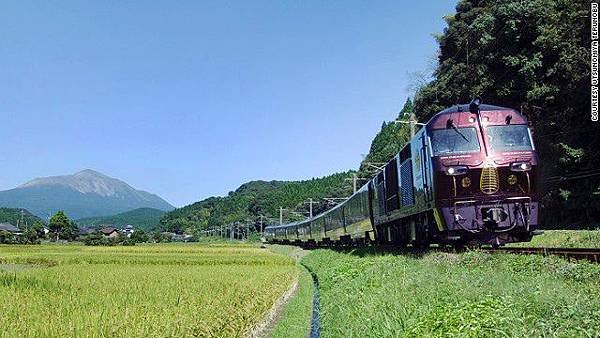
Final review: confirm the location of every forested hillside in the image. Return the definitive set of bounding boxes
[413,0,597,227]
[0,208,45,230]
[160,173,354,234]
[359,99,413,172]
[76,208,165,231]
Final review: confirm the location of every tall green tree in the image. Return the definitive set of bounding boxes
[48,211,72,241]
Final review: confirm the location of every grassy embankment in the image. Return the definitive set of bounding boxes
[0,243,296,338]
[302,248,600,337]
[510,229,600,248]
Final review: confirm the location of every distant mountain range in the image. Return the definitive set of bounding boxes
[76,207,165,231]
[0,170,174,219]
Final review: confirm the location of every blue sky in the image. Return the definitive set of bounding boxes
[1,1,457,207]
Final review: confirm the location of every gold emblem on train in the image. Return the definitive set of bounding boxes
[480,160,499,194]
[507,174,517,185]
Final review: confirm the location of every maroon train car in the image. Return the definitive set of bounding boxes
[426,101,539,246]
[366,100,539,247]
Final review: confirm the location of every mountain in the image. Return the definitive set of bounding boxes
[76,208,165,231]
[159,173,354,234]
[0,170,174,219]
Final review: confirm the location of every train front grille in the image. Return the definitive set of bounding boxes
[480,165,499,195]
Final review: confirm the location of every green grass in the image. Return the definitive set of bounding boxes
[510,229,600,248]
[268,244,314,338]
[0,243,297,337]
[302,248,600,337]
[270,265,313,338]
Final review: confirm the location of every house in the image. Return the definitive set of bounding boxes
[77,227,96,237]
[99,227,120,238]
[0,223,21,235]
[0,223,22,242]
[122,225,135,237]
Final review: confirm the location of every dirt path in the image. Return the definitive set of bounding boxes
[245,278,300,338]
[244,245,308,338]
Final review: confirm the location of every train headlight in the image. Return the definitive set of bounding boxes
[507,174,517,185]
[445,165,468,176]
[461,177,471,188]
[510,162,532,172]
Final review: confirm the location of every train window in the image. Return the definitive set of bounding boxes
[430,127,480,156]
[487,125,533,151]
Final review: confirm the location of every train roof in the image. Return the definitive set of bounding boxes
[437,103,513,115]
[426,103,526,128]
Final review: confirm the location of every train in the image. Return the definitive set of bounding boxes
[265,100,540,248]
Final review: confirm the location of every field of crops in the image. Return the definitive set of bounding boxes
[302,248,600,338]
[0,244,297,337]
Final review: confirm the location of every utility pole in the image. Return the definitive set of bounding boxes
[363,162,385,171]
[304,199,316,219]
[259,215,264,234]
[279,207,284,225]
[345,174,370,193]
[409,112,416,138]
[322,197,349,206]
[395,112,425,138]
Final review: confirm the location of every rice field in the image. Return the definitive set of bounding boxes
[0,244,297,338]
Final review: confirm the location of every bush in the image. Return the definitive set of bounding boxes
[82,232,134,246]
[0,230,15,244]
[130,230,150,243]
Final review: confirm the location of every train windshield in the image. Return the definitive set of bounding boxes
[430,127,481,156]
[486,125,533,151]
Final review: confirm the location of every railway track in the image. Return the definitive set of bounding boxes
[484,247,600,263]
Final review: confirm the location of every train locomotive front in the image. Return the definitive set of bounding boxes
[426,101,539,246]
[264,101,539,248]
